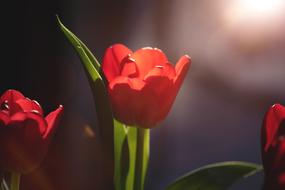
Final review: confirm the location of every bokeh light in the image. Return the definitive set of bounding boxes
[223,0,285,47]
[225,0,285,22]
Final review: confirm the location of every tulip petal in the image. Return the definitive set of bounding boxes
[9,112,47,135]
[109,77,161,127]
[102,44,132,82]
[140,55,191,125]
[109,76,145,91]
[43,105,64,139]
[262,104,285,152]
[263,139,285,188]
[143,75,175,124]
[120,59,139,78]
[0,111,9,126]
[174,55,191,90]
[0,89,25,106]
[144,63,176,81]
[0,112,47,173]
[10,98,44,116]
[131,47,168,79]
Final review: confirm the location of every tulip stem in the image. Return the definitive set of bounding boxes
[125,127,150,190]
[10,173,20,190]
[134,128,150,190]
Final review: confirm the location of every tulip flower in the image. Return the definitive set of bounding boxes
[102,44,191,128]
[0,89,63,174]
[262,104,285,189]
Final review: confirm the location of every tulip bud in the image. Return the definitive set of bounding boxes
[262,104,285,189]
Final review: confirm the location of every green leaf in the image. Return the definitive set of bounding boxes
[56,15,100,71]
[114,120,128,190]
[166,161,263,190]
[74,45,101,82]
[57,15,114,149]
[57,18,114,190]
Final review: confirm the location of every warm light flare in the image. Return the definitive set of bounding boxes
[223,0,285,47]
[225,0,285,23]
[245,0,284,14]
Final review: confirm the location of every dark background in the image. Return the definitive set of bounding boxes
[2,0,285,189]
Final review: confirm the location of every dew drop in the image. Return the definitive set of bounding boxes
[155,65,164,69]
[1,100,9,110]
[32,100,41,107]
[142,47,153,50]
[30,110,41,115]
[128,58,136,62]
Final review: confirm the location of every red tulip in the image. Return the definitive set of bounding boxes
[102,44,191,128]
[262,104,285,189]
[0,89,63,173]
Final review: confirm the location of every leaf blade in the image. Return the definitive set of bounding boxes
[57,17,115,189]
[57,15,114,144]
[166,161,263,190]
[56,15,101,71]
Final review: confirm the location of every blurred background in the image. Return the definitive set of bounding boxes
[2,0,285,189]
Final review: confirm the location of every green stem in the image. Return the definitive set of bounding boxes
[10,173,20,190]
[114,120,128,190]
[134,128,150,190]
[126,127,138,190]
[125,127,150,190]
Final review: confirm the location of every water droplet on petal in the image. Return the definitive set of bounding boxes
[1,100,9,110]
[128,58,136,62]
[142,47,153,50]
[155,65,164,69]
[153,47,162,52]
[30,110,40,115]
[32,100,41,107]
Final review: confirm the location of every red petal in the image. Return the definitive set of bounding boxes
[174,55,191,90]
[10,98,44,116]
[120,59,139,78]
[262,104,285,152]
[10,112,47,135]
[263,137,285,187]
[108,77,161,127]
[0,112,47,173]
[102,44,132,82]
[43,105,63,139]
[109,76,145,91]
[0,111,9,126]
[0,89,25,106]
[131,47,168,79]
[144,74,176,125]
[144,63,176,81]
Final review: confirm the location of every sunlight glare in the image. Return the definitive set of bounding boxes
[226,0,285,23]
[223,0,285,47]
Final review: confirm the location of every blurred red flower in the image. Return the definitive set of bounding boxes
[262,104,285,189]
[102,44,191,128]
[0,89,63,173]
